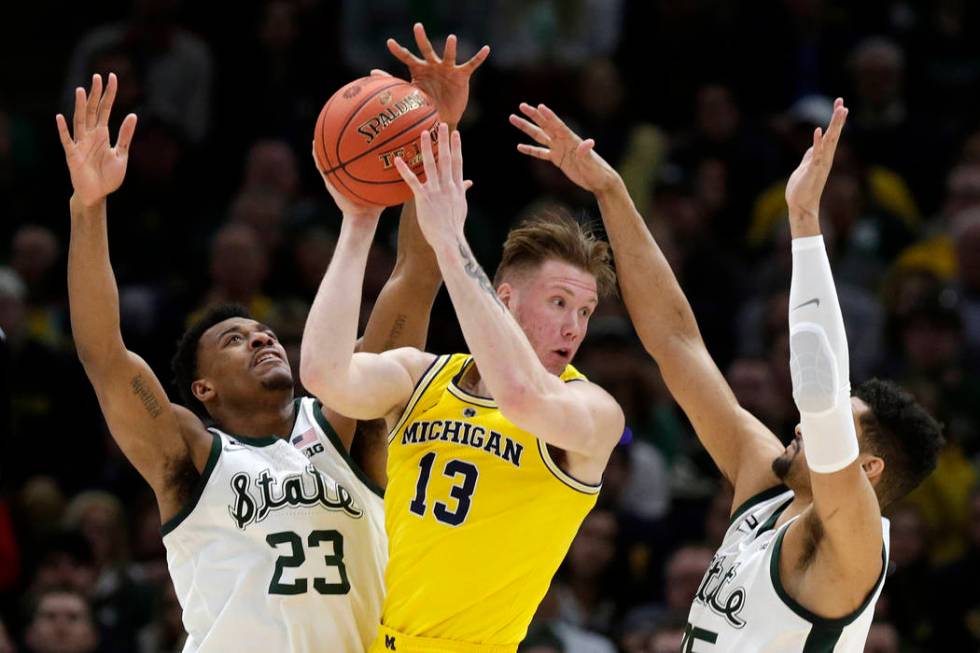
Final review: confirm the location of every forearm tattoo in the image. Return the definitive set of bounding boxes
[382,313,408,350]
[458,239,506,312]
[131,374,163,418]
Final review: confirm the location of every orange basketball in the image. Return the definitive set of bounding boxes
[314,76,440,207]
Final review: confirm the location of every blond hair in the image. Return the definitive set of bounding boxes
[493,208,616,297]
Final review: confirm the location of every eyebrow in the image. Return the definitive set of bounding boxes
[216,326,245,342]
[551,283,599,304]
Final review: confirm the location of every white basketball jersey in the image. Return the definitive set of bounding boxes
[684,486,889,652]
[162,397,386,653]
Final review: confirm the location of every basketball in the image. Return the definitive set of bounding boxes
[314,75,440,207]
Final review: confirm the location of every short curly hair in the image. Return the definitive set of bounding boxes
[171,304,251,419]
[854,378,945,509]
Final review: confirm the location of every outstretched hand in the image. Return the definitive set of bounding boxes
[56,73,137,208]
[393,123,473,250]
[387,23,490,127]
[509,103,620,195]
[785,97,849,220]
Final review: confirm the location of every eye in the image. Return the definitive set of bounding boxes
[580,307,592,318]
[552,297,565,308]
[226,334,243,345]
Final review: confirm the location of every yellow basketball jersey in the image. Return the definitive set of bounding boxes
[376,354,600,651]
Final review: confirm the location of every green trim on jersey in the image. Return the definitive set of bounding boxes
[729,484,789,526]
[217,398,303,447]
[770,524,888,632]
[160,431,222,536]
[313,401,385,499]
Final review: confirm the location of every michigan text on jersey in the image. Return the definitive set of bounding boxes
[400,419,524,467]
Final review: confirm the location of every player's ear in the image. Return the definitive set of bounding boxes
[860,454,884,486]
[193,378,215,404]
[496,282,513,309]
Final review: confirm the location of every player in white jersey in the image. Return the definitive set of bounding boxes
[56,28,487,651]
[511,100,945,651]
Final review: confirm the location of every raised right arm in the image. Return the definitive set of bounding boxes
[511,104,784,496]
[299,175,432,422]
[59,74,205,508]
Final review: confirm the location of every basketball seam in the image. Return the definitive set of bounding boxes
[324,109,438,175]
[331,80,412,170]
[339,111,439,182]
[328,166,378,205]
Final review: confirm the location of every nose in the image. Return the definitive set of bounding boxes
[561,313,585,342]
[250,332,274,349]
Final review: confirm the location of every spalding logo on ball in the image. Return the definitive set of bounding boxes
[314,76,440,207]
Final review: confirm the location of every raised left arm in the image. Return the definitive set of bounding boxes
[394,124,624,462]
[784,99,883,597]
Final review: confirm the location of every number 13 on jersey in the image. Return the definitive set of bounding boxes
[409,452,480,526]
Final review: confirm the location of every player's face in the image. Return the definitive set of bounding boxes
[503,259,599,375]
[196,318,294,402]
[772,397,869,488]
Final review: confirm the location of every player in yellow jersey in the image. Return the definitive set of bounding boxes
[301,121,625,652]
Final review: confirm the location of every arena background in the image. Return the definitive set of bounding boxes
[1,1,979,651]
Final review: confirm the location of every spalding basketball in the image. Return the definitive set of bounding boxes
[314,76,440,207]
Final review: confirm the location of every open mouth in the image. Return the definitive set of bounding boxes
[252,351,283,368]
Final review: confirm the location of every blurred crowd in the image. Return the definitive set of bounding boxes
[2,1,980,652]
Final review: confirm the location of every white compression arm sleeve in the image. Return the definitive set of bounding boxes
[788,235,859,473]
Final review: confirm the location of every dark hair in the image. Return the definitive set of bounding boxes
[171,304,251,418]
[493,208,617,297]
[854,378,944,508]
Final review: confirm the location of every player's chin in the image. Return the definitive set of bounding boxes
[258,367,295,391]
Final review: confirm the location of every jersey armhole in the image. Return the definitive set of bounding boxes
[312,400,386,499]
[386,354,452,444]
[769,524,888,633]
[537,439,602,495]
[160,431,222,537]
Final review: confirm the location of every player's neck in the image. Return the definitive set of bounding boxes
[213,392,296,440]
[779,482,814,527]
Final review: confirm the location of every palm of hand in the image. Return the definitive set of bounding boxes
[411,68,468,126]
[70,126,127,204]
[785,151,824,213]
[416,186,466,245]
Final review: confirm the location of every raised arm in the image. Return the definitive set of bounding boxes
[299,169,432,422]
[510,104,783,497]
[394,124,624,466]
[359,23,490,354]
[782,99,883,599]
[58,74,206,516]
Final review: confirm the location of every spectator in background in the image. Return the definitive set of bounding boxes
[931,489,980,651]
[620,543,714,633]
[521,583,616,653]
[0,618,13,653]
[136,579,184,653]
[879,504,935,648]
[952,211,980,359]
[63,0,213,143]
[0,267,100,490]
[555,508,623,636]
[863,622,900,653]
[195,223,275,325]
[62,492,153,653]
[647,617,685,653]
[846,36,936,201]
[487,0,623,70]
[24,587,100,653]
[9,226,65,348]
